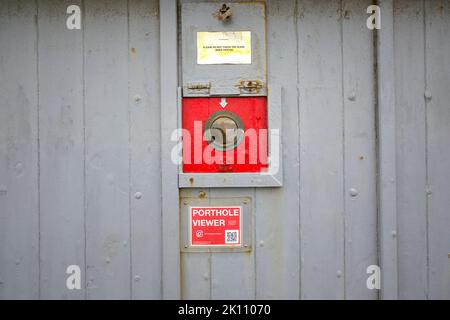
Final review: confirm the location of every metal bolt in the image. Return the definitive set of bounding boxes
[244,244,248,248]
[336,270,343,278]
[424,89,432,100]
[349,188,359,197]
[184,245,188,249]
[134,275,141,282]
[259,240,265,247]
[134,95,142,103]
[214,4,232,21]
[343,10,351,20]
[391,230,397,238]
[348,92,356,101]
[134,192,142,199]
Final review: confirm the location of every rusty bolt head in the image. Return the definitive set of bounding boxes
[214,4,232,21]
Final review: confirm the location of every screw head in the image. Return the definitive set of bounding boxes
[349,188,359,197]
[348,92,356,101]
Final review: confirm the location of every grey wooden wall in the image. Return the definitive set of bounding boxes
[0,0,162,299]
[0,0,449,300]
[394,0,450,299]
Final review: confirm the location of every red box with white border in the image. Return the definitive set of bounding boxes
[182,97,268,173]
[190,206,242,246]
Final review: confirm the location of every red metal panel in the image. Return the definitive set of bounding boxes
[182,97,268,173]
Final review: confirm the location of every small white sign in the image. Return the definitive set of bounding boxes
[197,31,251,65]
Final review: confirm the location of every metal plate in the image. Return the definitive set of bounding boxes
[181,1,266,97]
[180,196,252,253]
[179,85,283,187]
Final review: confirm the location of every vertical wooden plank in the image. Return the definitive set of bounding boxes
[425,0,450,300]
[211,252,254,299]
[180,189,211,300]
[342,0,377,299]
[181,253,211,300]
[297,0,345,299]
[84,0,131,299]
[37,0,85,299]
[210,188,255,300]
[377,0,398,300]
[128,0,162,300]
[254,0,300,299]
[160,0,180,299]
[393,0,427,299]
[0,0,39,299]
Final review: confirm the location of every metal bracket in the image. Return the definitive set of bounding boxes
[236,80,264,94]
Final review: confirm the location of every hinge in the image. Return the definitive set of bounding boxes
[236,80,264,94]
[184,82,211,95]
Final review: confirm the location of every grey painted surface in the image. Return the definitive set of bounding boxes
[0,0,449,300]
[37,0,85,299]
[395,0,450,299]
[0,0,39,299]
[181,1,267,97]
[160,0,180,299]
[1,0,162,299]
[129,0,161,300]
[377,0,399,299]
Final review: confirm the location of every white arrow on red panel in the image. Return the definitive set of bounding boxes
[219,97,228,108]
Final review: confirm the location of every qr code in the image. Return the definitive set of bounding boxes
[225,230,239,244]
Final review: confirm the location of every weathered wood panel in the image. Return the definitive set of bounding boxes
[394,0,428,299]
[0,0,448,300]
[425,0,450,300]
[0,0,39,299]
[342,0,378,299]
[37,0,85,299]
[377,0,399,299]
[84,0,131,299]
[297,0,346,299]
[254,0,301,300]
[181,251,211,300]
[160,0,180,299]
[128,0,162,300]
